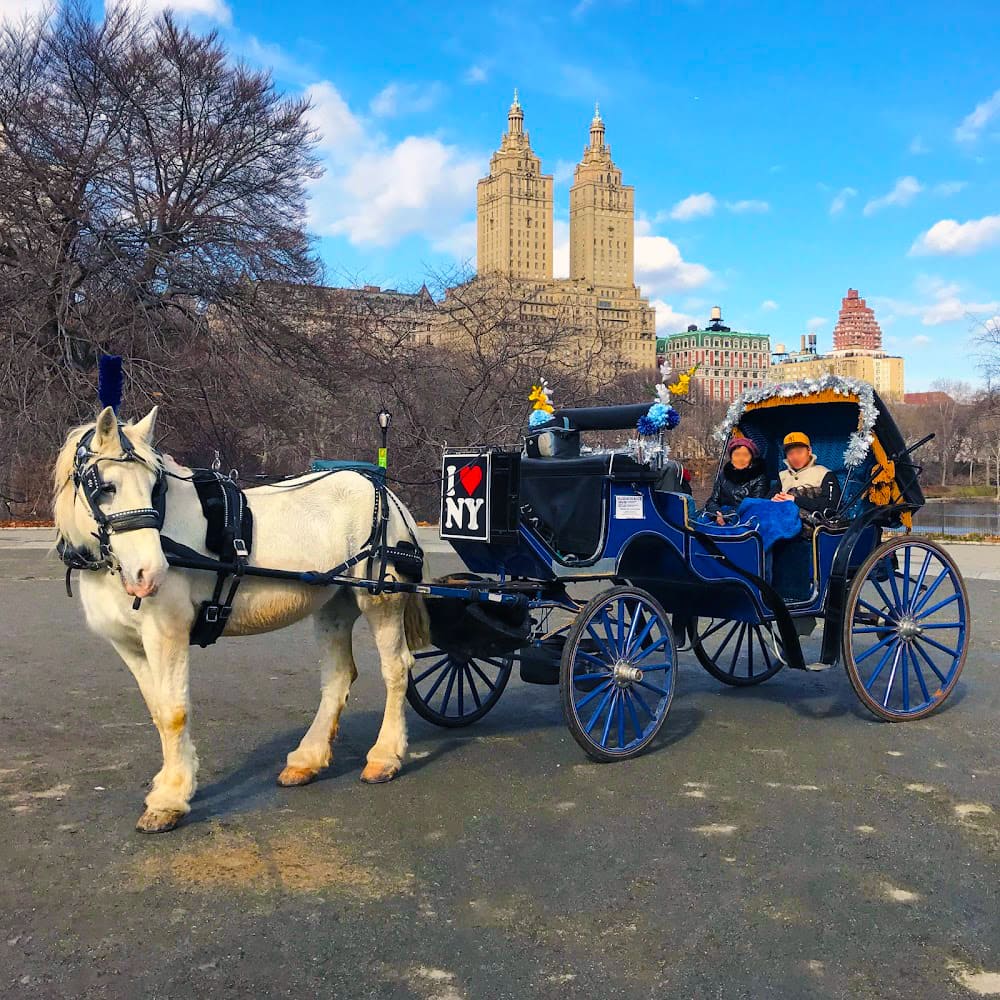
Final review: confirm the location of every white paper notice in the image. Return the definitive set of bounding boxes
[614,494,644,519]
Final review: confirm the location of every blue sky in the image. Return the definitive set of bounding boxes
[7,0,1000,389]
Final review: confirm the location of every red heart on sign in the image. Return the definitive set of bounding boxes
[459,465,483,495]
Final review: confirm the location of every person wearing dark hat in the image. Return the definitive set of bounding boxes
[772,432,841,513]
[704,436,770,525]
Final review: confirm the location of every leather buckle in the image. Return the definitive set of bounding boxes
[204,605,220,623]
[233,538,248,558]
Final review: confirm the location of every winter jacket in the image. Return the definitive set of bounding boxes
[778,455,842,514]
[704,458,770,515]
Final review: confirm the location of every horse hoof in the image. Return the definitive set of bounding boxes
[360,761,400,784]
[135,808,186,834]
[277,765,320,787]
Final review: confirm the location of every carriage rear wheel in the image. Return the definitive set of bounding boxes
[407,649,513,728]
[690,616,786,687]
[842,537,969,721]
[560,586,677,762]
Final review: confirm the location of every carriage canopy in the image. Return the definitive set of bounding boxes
[714,374,923,525]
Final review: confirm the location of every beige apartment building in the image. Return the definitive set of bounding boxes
[768,348,905,401]
[438,93,656,370]
[769,288,905,401]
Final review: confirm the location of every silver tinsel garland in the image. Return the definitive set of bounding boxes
[713,374,879,467]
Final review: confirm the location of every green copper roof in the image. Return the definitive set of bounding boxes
[657,329,769,351]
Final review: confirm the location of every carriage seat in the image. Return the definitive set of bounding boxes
[519,455,658,558]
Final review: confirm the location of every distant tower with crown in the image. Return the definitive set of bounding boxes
[476,90,554,281]
[569,104,635,288]
[832,288,883,352]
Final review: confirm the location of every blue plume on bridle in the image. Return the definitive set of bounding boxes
[98,355,123,413]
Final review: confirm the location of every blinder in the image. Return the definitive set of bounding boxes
[68,424,167,567]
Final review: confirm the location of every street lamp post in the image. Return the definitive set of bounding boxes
[377,407,392,469]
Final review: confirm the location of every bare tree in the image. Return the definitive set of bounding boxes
[0,2,321,508]
[976,316,1000,390]
[927,379,973,486]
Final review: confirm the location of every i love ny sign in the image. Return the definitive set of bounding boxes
[440,453,491,542]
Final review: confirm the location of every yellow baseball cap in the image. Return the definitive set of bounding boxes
[783,431,811,450]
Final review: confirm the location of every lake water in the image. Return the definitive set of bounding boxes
[909,500,1000,536]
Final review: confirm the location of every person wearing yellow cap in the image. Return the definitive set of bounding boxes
[772,431,841,513]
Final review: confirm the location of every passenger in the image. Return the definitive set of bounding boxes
[703,437,769,526]
[772,432,841,514]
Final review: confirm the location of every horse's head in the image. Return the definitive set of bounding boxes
[54,405,168,599]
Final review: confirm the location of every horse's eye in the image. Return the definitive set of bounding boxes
[101,484,117,497]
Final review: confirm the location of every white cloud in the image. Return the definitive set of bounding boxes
[651,300,699,334]
[873,277,1000,327]
[106,0,232,23]
[910,213,1000,256]
[634,220,712,294]
[553,219,570,279]
[669,192,716,222]
[921,295,999,326]
[726,199,770,214]
[323,137,482,246]
[829,186,857,216]
[911,334,932,345]
[955,89,1000,142]
[760,299,779,312]
[370,81,444,118]
[806,316,827,332]
[464,64,488,85]
[305,81,366,158]
[0,0,47,21]
[304,81,484,249]
[909,136,929,155]
[553,159,576,185]
[863,176,923,216]
[430,221,476,261]
[932,180,967,197]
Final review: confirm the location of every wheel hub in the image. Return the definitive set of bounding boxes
[613,661,644,686]
[897,617,923,640]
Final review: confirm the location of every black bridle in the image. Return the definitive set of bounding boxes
[58,425,167,574]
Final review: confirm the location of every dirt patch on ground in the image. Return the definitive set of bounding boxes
[132,822,414,899]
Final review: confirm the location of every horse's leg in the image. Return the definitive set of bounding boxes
[359,594,413,784]
[112,625,199,833]
[278,589,360,787]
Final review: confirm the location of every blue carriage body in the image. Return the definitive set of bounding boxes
[443,374,926,660]
[416,375,965,742]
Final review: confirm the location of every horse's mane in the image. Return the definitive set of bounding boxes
[52,417,164,544]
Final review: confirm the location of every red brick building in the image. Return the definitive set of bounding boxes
[833,288,883,352]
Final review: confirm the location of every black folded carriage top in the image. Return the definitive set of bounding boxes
[534,403,652,433]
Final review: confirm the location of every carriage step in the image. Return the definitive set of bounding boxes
[802,660,835,672]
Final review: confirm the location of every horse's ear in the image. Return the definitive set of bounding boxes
[93,406,117,446]
[131,406,159,444]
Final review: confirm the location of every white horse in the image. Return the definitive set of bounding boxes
[53,405,430,833]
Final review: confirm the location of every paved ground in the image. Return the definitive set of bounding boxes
[1,535,998,999]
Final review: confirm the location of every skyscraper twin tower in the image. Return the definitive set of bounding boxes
[476,91,636,292]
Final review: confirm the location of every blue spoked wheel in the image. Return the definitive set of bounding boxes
[691,617,786,687]
[407,649,512,728]
[843,538,969,721]
[560,586,677,761]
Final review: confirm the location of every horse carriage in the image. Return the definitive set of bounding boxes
[407,374,970,760]
[54,366,970,830]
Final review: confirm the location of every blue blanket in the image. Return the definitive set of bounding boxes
[737,497,802,551]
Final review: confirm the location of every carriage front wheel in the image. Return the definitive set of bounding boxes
[843,537,969,721]
[407,649,513,728]
[560,586,677,762]
[690,616,786,687]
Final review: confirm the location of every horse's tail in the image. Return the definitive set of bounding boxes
[403,592,431,652]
